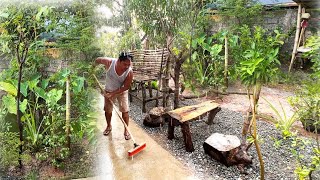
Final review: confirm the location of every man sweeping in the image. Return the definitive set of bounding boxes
[95,52,133,140]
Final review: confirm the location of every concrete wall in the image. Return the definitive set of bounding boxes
[209,7,319,64]
[0,55,10,73]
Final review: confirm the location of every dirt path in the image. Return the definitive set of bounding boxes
[219,85,295,117]
[87,95,199,179]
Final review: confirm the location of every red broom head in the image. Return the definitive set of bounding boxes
[128,142,146,157]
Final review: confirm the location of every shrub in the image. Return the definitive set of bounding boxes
[0,132,20,171]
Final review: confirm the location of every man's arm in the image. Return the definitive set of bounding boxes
[95,57,112,70]
[106,70,133,98]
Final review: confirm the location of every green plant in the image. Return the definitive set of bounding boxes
[303,35,320,78]
[289,80,320,133]
[0,132,20,171]
[238,25,285,179]
[291,137,320,179]
[263,97,298,138]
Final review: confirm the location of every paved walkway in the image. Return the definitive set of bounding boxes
[86,95,197,180]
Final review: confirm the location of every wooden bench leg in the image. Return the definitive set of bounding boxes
[148,81,153,98]
[142,83,147,113]
[168,118,175,140]
[206,107,221,125]
[181,122,194,152]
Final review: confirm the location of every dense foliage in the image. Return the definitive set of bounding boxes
[0,1,99,176]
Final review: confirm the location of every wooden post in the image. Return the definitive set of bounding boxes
[142,82,147,113]
[224,36,228,91]
[297,8,306,47]
[289,4,302,72]
[168,118,175,140]
[148,81,153,98]
[181,122,194,152]
[66,75,71,149]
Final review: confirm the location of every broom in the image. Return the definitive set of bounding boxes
[92,74,146,157]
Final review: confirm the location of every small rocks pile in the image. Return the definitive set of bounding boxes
[129,95,319,180]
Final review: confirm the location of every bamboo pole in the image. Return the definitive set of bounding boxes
[297,8,306,47]
[66,75,71,149]
[224,36,229,91]
[289,4,302,72]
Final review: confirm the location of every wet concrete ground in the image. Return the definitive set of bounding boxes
[87,95,197,180]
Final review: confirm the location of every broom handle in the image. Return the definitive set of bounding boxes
[92,74,136,144]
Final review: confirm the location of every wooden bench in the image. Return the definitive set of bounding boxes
[166,100,221,152]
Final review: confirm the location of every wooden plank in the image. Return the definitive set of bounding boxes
[167,100,220,122]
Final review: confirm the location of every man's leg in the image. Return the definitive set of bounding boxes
[118,91,131,139]
[122,112,129,135]
[103,97,113,135]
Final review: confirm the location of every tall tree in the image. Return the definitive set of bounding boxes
[128,0,210,108]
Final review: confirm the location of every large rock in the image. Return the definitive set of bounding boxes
[143,107,166,127]
[203,133,252,173]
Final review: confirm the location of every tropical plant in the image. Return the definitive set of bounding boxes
[0,132,20,172]
[185,33,224,89]
[289,80,320,134]
[238,25,284,179]
[0,4,53,167]
[303,35,320,78]
[263,97,298,138]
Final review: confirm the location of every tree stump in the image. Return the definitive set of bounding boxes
[203,133,252,173]
[143,107,166,127]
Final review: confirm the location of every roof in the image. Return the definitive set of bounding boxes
[206,0,298,10]
[259,0,295,5]
[292,0,320,8]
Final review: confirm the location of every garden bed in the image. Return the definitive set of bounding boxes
[129,86,320,179]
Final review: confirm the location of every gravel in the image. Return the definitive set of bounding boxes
[129,92,320,180]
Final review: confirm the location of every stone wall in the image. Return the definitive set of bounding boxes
[0,55,10,73]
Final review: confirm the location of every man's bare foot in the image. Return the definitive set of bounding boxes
[103,127,112,136]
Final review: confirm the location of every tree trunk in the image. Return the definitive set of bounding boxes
[174,61,182,109]
[16,63,24,168]
[252,84,264,180]
[203,133,252,173]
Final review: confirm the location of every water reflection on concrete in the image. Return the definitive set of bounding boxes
[89,95,197,180]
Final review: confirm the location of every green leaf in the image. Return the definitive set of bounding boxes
[0,82,17,96]
[0,12,9,18]
[34,87,46,99]
[20,99,28,113]
[191,39,198,49]
[2,94,17,114]
[191,52,198,61]
[41,79,49,89]
[20,82,28,97]
[28,79,39,90]
[72,77,85,93]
